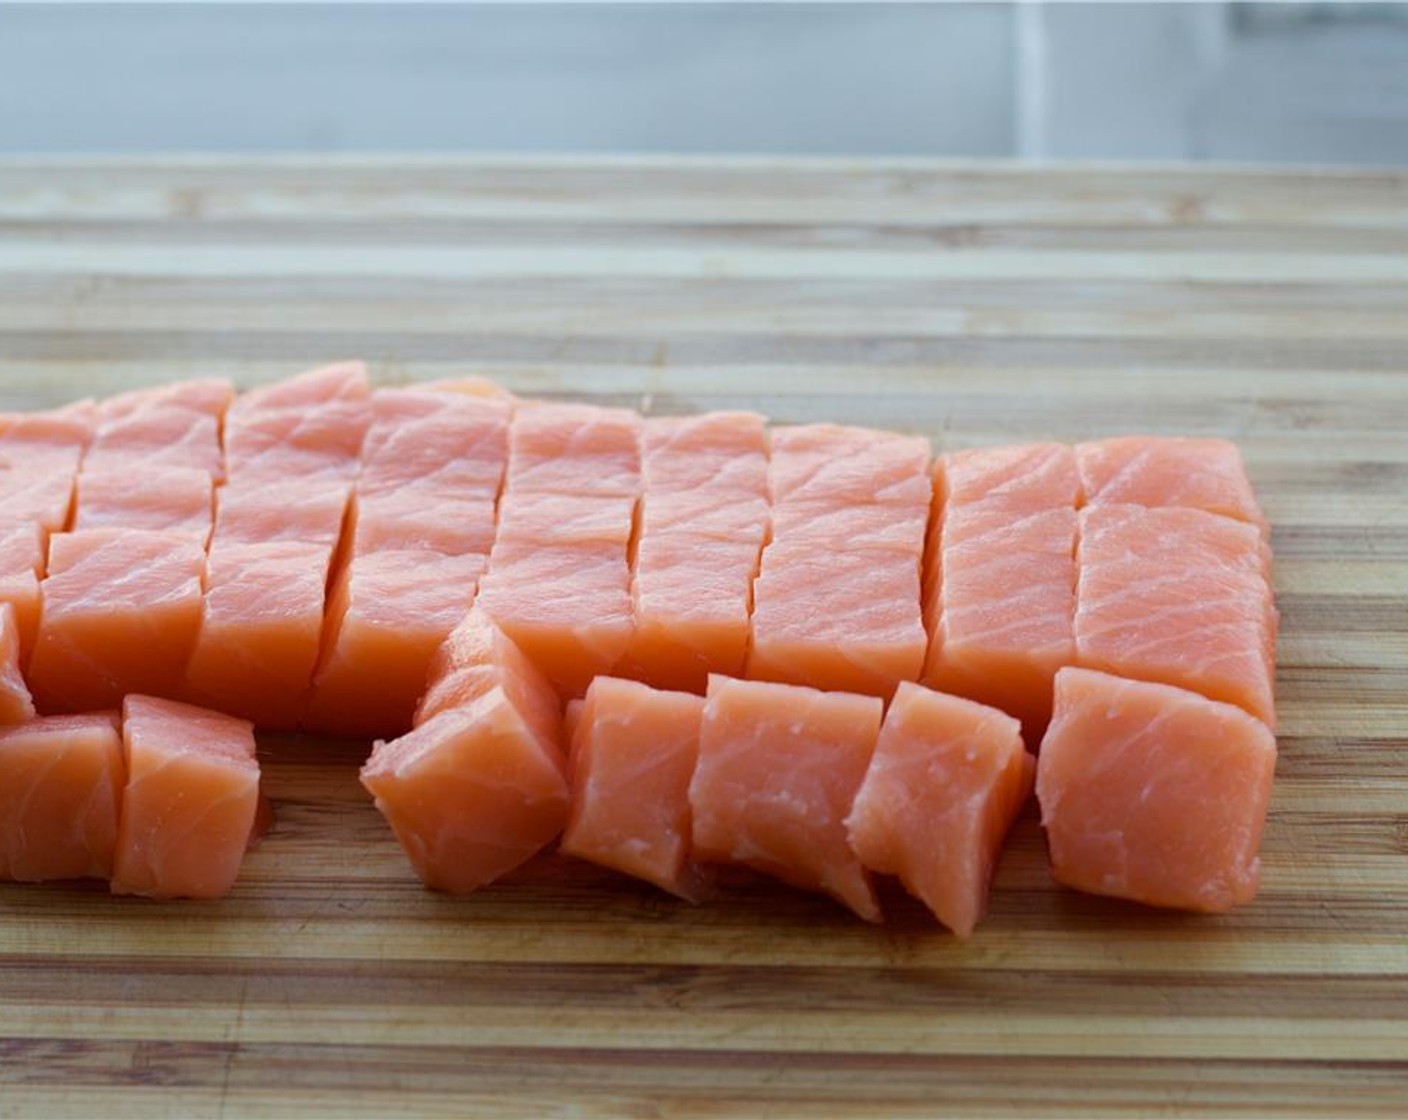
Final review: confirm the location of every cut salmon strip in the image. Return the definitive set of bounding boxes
[561,677,707,900]
[184,540,333,729]
[846,682,1033,936]
[640,411,768,494]
[506,401,641,497]
[0,523,44,658]
[111,695,260,900]
[767,424,931,508]
[1075,504,1277,727]
[212,478,350,548]
[1037,667,1276,913]
[0,603,35,725]
[223,362,371,483]
[923,443,1080,743]
[349,490,498,556]
[356,387,510,500]
[361,688,569,894]
[1077,436,1268,532]
[0,712,124,882]
[73,466,213,543]
[690,675,883,921]
[496,492,637,550]
[84,378,233,481]
[29,528,205,713]
[414,605,563,746]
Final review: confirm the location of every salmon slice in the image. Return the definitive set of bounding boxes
[357,387,510,500]
[350,490,498,556]
[415,605,563,746]
[29,529,205,713]
[1036,667,1276,913]
[0,523,43,658]
[1076,504,1277,727]
[213,478,350,548]
[0,603,35,725]
[506,402,642,497]
[923,444,1080,743]
[640,411,768,495]
[224,362,371,482]
[690,675,883,920]
[1077,436,1268,532]
[846,682,1033,936]
[622,534,762,693]
[748,540,926,699]
[85,378,233,481]
[304,549,486,739]
[561,677,707,899]
[767,424,931,508]
[73,466,213,542]
[183,540,333,729]
[361,689,570,894]
[477,543,633,700]
[0,712,124,882]
[111,695,260,900]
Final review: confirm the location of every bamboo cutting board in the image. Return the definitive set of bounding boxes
[0,157,1406,1118]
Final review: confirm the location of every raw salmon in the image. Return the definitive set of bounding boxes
[639,411,768,493]
[561,676,707,899]
[28,528,205,713]
[349,489,497,557]
[1036,667,1276,913]
[1076,504,1277,727]
[212,479,350,548]
[361,688,569,893]
[84,378,232,481]
[0,523,43,658]
[846,681,1033,936]
[923,443,1080,742]
[0,712,124,882]
[506,401,641,497]
[111,694,260,900]
[766,424,931,508]
[356,387,509,500]
[73,466,213,542]
[414,605,563,747]
[690,675,883,921]
[0,398,97,452]
[1077,436,1268,532]
[0,399,94,532]
[0,603,36,725]
[223,362,371,483]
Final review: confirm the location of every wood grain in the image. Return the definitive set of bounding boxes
[0,156,1406,1118]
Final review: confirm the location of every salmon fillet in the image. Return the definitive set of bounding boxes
[0,602,36,725]
[1075,504,1277,727]
[111,695,261,900]
[846,682,1033,936]
[1036,667,1276,913]
[690,675,883,921]
[561,677,707,900]
[0,712,124,882]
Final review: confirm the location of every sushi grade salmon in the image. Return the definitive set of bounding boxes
[845,682,1033,937]
[28,529,205,713]
[111,695,260,900]
[505,401,642,497]
[1076,504,1277,728]
[1077,436,1268,533]
[73,466,213,542]
[414,605,563,747]
[1036,667,1276,913]
[361,688,569,894]
[690,675,883,921]
[303,549,487,738]
[350,490,498,557]
[923,444,1080,743]
[496,492,637,550]
[83,378,233,481]
[223,362,372,483]
[356,387,510,500]
[0,523,44,658]
[767,424,931,508]
[212,479,350,549]
[183,540,333,729]
[639,411,769,495]
[0,462,84,534]
[747,540,927,699]
[0,712,124,882]
[0,603,35,725]
[561,677,708,900]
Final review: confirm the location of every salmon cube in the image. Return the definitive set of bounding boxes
[943,441,1081,509]
[357,387,509,500]
[767,424,931,508]
[361,689,570,893]
[0,603,35,725]
[0,455,82,531]
[0,522,44,658]
[638,491,770,545]
[0,713,124,882]
[846,682,1033,936]
[304,550,486,739]
[495,492,637,550]
[1036,667,1276,913]
[224,362,371,482]
[350,490,497,557]
[0,399,97,453]
[1076,505,1277,727]
[691,675,883,920]
[111,695,260,900]
[561,677,707,899]
[86,378,233,481]
[184,540,333,729]
[213,479,350,549]
[640,411,768,496]
[506,402,641,497]
[73,465,213,542]
[768,500,927,558]
[29,529,205,712]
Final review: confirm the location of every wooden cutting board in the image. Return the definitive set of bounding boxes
[0,157,1406,1118]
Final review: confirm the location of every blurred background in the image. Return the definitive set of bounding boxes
[1,1,1407,166]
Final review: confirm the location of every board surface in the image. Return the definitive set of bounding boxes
[1,157,1406,1118]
